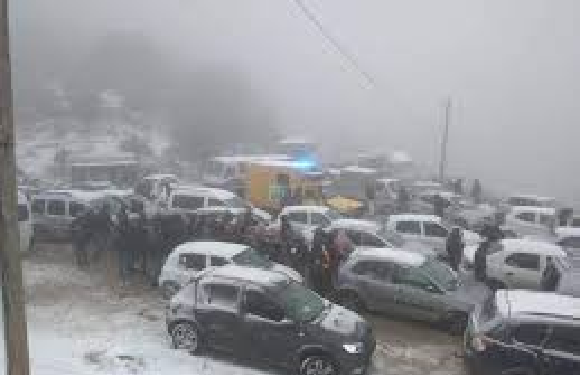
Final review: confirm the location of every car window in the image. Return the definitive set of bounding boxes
[31,199,45,215]
[558,236,580,249]
[361,232,386,247]
[395,220,421,235]
[207,198,225,207]
[203,283,240,309]
[178,253,206,271]
[505,253,541,271]
[512,323,549,347]
[47,199,66,216]
[311,213,330,227]
[172,195,205,210]
[244,290,284,322]
[352,261,394,281]
[69,201,86,218]
[210,256,228,267]
[571,218,580,228]
[393,265,433,290]
[18,204,29,222]
[424,222,448,238]
[287,211,308,225]
[544,326,580,356]
[516,212,536,223]
[539,214,553,227]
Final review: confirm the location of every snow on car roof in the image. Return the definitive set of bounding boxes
[329,218,381,232]
[208,264,289,286]
[376,178,400,184]
[144,173,178,181]
[509,194,556,202]
[211,154,290,163]
[412,181,442,188]
[171,241,248,258]
[341,166,377,174]
[17,190,27,204]
[510,206,556,216]
[556,227,580,238]
[282,205,330,214]
[353,247,425,267]
[389,214,441,223]
[172,186,237,200]
[497,290,580,319]
[501,238,567,258]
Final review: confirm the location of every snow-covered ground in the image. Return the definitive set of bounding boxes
[1,245,465,375]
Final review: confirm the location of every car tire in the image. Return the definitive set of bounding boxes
[445,312,468,336]
[300,355,337,375]
[170,322,202,354]
[336,290,365,313]
[161,281,181,300]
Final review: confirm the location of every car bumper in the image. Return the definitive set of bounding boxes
[337,337,376,375]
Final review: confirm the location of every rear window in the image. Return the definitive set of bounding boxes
[395,220,421,235]
[515,212,535,223]
[47,200,66,216]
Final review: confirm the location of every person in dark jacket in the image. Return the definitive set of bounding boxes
[116,207,132,283]
[70,208,93,268]
[446,227,464,271]
[310,227,328,293]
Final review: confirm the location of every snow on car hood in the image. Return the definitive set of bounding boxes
[317,303,365,337]
[272,263,303,283]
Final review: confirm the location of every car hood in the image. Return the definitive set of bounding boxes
[313,303,367,339]
[271,263,303,283]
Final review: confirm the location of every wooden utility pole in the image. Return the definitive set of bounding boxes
[438,97,451,182]
[0,0,31,373]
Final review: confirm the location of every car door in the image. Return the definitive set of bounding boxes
[394,220,422,244]
[241,288,299,366]
[392,264,442,322]
[501,252,543,290]
[351,261,398,312]
[175,253,207,286]
[422,221,449,251]
[195,281,242,353]
[542,325,580,375]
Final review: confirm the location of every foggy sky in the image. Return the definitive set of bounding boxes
[11,0,580,204]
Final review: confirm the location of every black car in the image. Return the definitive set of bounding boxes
[166,265,375,375]
[464,289,580,375]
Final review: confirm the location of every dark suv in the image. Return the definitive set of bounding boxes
[166,265,375,375]
[464,290,580,375]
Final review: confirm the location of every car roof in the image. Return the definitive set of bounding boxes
[329,218,381,232]
[556,227,580,238]
[282,205,329,214]
[508,194,555,202]
[172,186,237,200]
[510,206,556,216]
[500,238,567,257]
[496,290,580,321]
[205,264,289,286]
[144,173,178,181]
[171,241,248,258]
[389,214,441,223]
[341,166,377,174]
[351,247,426,267]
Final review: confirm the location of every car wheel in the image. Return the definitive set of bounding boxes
[337,291,365,313]
[446,312,468,336]
[300,355,337,375]
[161,281,181,300]
[170,322,202,353]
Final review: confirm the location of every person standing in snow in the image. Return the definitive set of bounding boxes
[446,227,464,272]
[71,207,93,268]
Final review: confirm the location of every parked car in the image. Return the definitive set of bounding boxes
[504,206,557,238]
[167,265,376,375]
[31,191,90,241]
[18,190,33,252]
[193,206,272,226]
[464,290,580,375]
[273,205,344,231]
[464,239,568,291]
[385,214,481,254]
[158,241,302,299]
[554,227,580,255]
[325,219,435,257]
[334,248,489,334]
[167,186,247,213]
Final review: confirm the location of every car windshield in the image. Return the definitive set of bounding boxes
[420,260,458,291]
[231,248,273,269]
[276,281,325,323]
[326,209,343,222]
[378,227,404,247]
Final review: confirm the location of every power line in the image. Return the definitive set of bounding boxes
[290,0,376,89]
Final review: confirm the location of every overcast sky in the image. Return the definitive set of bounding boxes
[11,0,580,203]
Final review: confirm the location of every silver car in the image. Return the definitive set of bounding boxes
[334,248,490,334]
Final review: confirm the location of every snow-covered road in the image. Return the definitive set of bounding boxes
[1,245,465,375]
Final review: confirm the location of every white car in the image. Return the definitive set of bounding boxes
[464,238,568,291]
[167,186,247,213]
[274,205,343,230]
[18,191,32,252]
[158,241,302,299]
[385,214,481,254]
[504,206,556,238]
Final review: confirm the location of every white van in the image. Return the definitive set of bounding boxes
[18,191,32,252]
[167,186,247,213]
[504,206,556,238]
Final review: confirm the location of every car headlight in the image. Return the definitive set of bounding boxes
[343,342,364,354]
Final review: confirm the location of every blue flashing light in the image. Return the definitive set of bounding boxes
[294,158,316,170]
